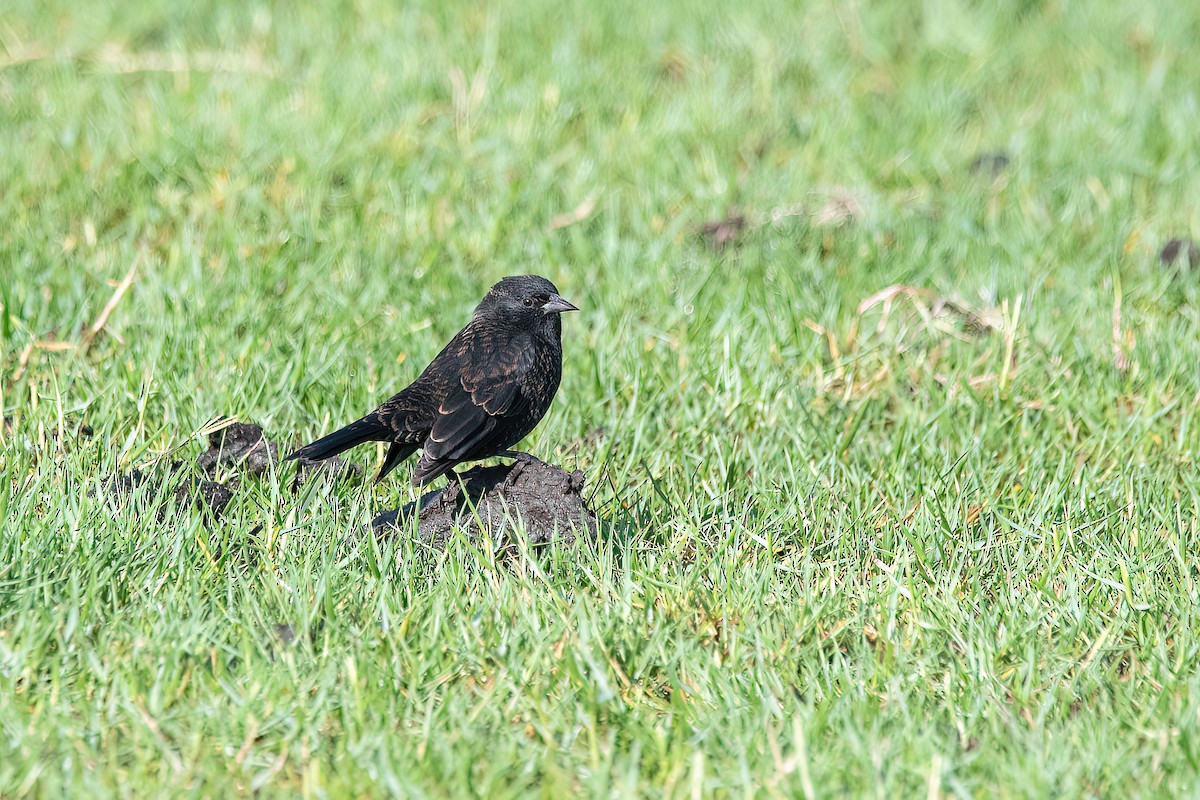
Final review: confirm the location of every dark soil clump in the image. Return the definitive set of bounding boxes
[100,467,232,523]
[969,151,1011,176]
[197,422,279,475]
[177,477,234,518]
[1160,238,1200,271]
[373,455,598,549]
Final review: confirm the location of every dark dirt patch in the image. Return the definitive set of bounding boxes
[197,422,279,475]
[969,151,1011,176]
[101,468,160,499]
[698,214,747,252]
[373,455,598,549]
[99,466,232,523]
[1159,238,1200,270]
[178,477,234,518]
[198,421,362,486]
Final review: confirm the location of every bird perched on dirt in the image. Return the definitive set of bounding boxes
[287,275,577,486]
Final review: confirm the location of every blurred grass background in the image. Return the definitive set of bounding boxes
[3,0,1200,796]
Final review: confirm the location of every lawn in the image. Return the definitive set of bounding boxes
[3,0,1200,796]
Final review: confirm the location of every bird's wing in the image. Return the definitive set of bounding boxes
[375,399,431,444]
[422,334,534,464]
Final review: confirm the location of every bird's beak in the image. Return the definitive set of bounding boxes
[542,293,579,314]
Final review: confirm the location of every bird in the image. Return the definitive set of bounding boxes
[286,275,577,486]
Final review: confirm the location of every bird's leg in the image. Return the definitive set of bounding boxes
[496,450,539,488]
[429,468,464,506]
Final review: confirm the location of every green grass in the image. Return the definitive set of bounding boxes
[4,0,1200,795]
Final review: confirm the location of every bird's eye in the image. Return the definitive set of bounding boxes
[523,297,535,308]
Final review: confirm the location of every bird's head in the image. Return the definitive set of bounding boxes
[476,275,578,337]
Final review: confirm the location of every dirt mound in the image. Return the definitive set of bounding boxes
[372,455,598,548]
[197,422,279,475]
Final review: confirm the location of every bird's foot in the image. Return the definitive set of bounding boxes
[437,469,464,504]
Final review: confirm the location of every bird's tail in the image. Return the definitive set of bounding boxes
[286,415,387,462]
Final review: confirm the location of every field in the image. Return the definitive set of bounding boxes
[4,0,1200,796]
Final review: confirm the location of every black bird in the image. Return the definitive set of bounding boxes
[287,275,577,486]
